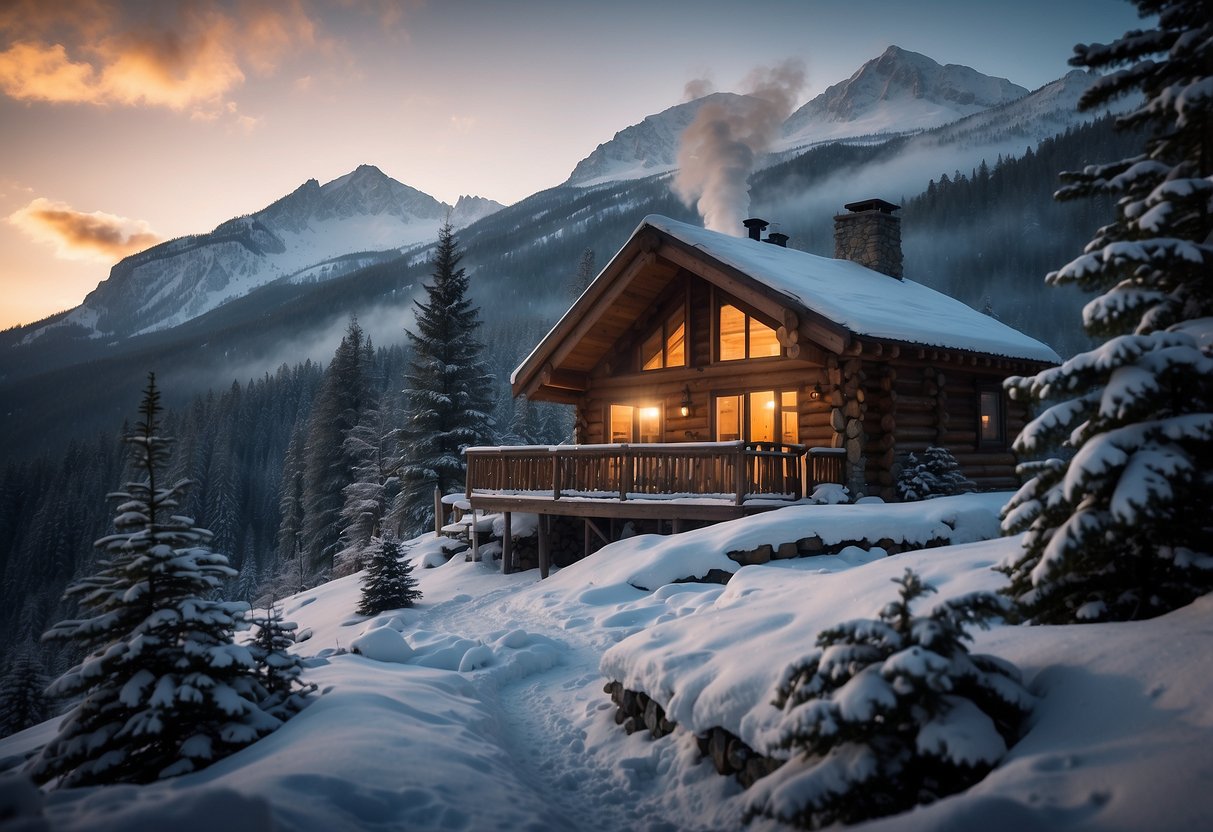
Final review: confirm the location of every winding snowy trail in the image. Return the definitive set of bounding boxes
[404,554,717,832]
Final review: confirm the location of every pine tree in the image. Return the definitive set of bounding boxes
[895,446,975,501]
[746,570,1032,829]
[27,374,279,787]
[300,319,375,579]
[0,648,48,739]
[356,537,422,617]
[395,223,494,536]
[335,404,400,576]
[1001,1,1213,624]
[567,247,596,300]
[246,605,314,720]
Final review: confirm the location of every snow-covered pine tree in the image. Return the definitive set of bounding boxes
[27,374,280,787]
[394,222,494,536]
[746,570,1032,830]
[334,404,400,576]
[0,648,48,739]
[895,446,975,501]
[356,537,422,617]
[300,319,375,579]
[246,605,314,720]
[1001,0,1213,624]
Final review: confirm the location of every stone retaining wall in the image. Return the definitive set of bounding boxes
[603,680,783,788]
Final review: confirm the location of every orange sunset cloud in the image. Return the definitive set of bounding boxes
[8,197,161,263]
[0,0,322,116]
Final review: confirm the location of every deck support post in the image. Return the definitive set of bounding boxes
[470,509,481,562]
[671,517,683,535]
[434,486,443,537]
[734,446,746,507]
[538,514,550,579]
[583,518,591,561]
[502,511,513,574]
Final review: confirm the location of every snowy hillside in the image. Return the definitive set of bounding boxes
[779,46,1027,150]
[4,494,1211,831]
[21,166,504,342]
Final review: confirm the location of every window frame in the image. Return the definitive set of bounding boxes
[639,300,688,372]
[976,384,1007,449]
[712,388,799,445]
[712,291,783,363]
[608,403,664,444]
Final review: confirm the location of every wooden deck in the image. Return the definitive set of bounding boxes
[461,442,847,575]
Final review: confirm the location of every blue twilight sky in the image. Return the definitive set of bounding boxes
[0,0,1145,328]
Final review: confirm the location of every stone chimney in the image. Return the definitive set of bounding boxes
[833,199,902,279]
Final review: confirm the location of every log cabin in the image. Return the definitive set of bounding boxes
[465,200,1059,573]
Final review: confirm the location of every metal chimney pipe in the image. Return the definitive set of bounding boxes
[742,217,769,241]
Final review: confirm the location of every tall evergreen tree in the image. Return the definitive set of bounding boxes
[300,319,375,579]
[395,223,494,536]
[335,403,401,575]
[0,648,48,739]
[1002,1,1213,623]
[567,247,596,299]
[28,374,280,787]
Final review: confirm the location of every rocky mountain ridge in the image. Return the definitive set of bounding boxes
[21,165,503,342]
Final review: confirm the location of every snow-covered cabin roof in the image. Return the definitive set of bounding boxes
[512,214,1059,400]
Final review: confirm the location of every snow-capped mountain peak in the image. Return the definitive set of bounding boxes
[778,45,1028,149]
[21,167,505,343]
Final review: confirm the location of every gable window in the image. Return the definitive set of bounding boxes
[641,305,686,371]
[714,390,798,444]
[717,302,780,361]
[978,387,1005,447]
[610,404,662,443]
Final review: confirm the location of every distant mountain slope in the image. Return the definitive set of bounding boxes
[779,46,1028,149]
[920,69,1109,149]
[564,46,1029,189]
[564,92,755,187]
[20,165,504,342]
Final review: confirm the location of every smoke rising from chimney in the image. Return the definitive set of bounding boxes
[672,59,806,234]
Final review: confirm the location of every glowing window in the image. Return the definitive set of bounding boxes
[639,407,662,444]
[610,404,662,443]
[641,304,687,371]
[715,395,742,441]
[749,391,776,443]
[717,302,781,361]
[719,305,746,361]
[781,391,799,444]
[750,318,780,357]
[979,390,1005,445]
[610,405,634,443]
[714,390,798,445]
[666,307,686,367]
[641,331,663,371]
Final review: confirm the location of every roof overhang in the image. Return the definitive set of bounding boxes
[512,216,1057,402]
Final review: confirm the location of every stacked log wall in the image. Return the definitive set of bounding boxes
[884,353,1036,492]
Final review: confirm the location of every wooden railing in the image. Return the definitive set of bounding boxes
[807,447,847,491]
[465,441,818,506]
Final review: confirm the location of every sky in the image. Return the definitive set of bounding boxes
[0,0,1145,330]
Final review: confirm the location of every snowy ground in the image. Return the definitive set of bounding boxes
[3,493,1212,831]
